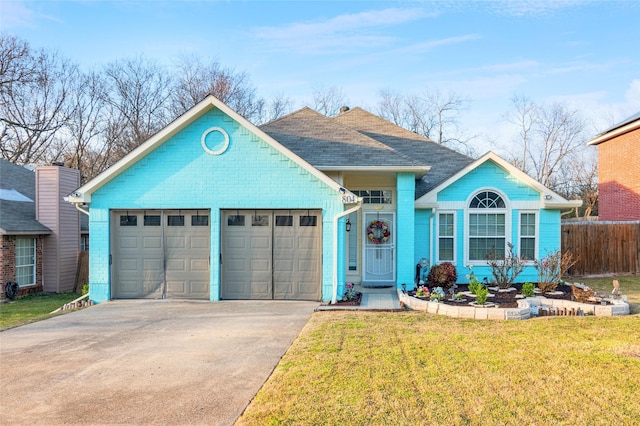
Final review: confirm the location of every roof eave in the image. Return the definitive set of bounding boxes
[587,119,640,146]
[317,165,430,175]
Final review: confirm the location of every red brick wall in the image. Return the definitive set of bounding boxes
[0,235,45,301]
[598,128,640,221]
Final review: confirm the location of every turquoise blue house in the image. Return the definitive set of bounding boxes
[67,96,580,304]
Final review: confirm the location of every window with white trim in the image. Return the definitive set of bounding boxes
[351,190,392,204]
[438,212,455,262]
[520,212,536,261]
[16,237,36,287]
[468,191,506,261]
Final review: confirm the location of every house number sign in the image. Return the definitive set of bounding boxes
[201,127,230,155]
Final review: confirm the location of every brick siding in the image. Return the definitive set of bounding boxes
[598,128,640,221]
[0,235,45,301]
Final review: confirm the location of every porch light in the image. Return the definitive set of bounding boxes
[346,218,351,232]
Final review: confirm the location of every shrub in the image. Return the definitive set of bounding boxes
[81,283,89,295]
[522,282,535,298]
[486,242,525,289]
[468,272,483,295]
[427,262,457,289]
[535,250,578,293]
[475,286,489,305]
[430,287,445,302]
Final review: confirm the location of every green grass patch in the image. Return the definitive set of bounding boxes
[0,293,80,331]
[238,311,640,425]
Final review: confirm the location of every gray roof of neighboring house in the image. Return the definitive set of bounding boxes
[260,106,473,199]
[0,159,52,235]
[599,111,640,135]
[259,107,425,170]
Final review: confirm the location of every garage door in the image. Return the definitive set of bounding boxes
[111,210,210,299]
[221,210,322,300]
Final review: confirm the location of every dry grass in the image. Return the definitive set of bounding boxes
[238,310,640,425]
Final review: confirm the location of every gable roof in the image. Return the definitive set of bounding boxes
[587,111,640,146]
[66,96,353,204]
[0,159,52,235]
[333,107,473,198]
[414,152,583,209]
[259,107,428,172]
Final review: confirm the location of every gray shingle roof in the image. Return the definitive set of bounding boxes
[261,106,473,199]
[259,107,425,169]
[333,108,474,198]
[0,159,51,235]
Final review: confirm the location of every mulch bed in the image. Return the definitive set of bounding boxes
[334,292,363,306]
[411,283,575,309]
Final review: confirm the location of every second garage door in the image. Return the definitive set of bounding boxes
[221,210,322,300]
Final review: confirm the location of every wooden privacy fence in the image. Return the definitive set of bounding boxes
[562,221,640,276]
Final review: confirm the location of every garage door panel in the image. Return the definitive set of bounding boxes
[143,236,162,248]
[190,236,209,249]
[166,236,186,248]
[191,259,209,271]
[119,236,139,249]
[166,259,185,271]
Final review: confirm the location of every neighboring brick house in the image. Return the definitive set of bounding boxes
[67,95,580,304]
[0,160,80,300]
[587,112,640,221]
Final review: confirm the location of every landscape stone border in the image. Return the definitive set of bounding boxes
[398,290,630,320]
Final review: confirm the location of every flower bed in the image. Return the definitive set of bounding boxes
[398,290,629,320]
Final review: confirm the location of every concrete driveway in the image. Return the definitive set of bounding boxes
[0,299,318,425]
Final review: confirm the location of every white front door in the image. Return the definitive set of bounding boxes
[363,212,395,284]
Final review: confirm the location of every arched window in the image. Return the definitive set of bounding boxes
[468,191,506,261]
[470,191,505,209]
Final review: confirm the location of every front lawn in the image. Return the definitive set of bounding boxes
[238,311,640,425]
[0,293,80,331]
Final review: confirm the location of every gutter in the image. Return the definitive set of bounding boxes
[332,200,362,304]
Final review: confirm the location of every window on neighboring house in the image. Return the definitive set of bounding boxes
[520,212,536,261]
[16,237,36,287]
[438,213,455,262]
[469,191,506,261]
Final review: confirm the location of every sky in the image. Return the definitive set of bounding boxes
[2,0,640,155]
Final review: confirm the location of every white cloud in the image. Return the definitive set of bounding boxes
[1,0,35,28]
[253,7,435,54]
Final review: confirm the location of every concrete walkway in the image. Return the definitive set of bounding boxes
[316,284,402,311]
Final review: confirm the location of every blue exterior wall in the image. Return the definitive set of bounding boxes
[88,106,344,303]
[396,173,415,288]
[424,160,561,285]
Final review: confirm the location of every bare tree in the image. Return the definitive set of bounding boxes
[505,96,593,215]
[556,150,598,218]
[171,55,264,122]
[63,71,114,182]
[312,84,349,117]
[0,33,35,92]
[376,88,475,154]
[102,55,173,156]
[255,91,294,124]
[505,94,536,171]
[0,35,77,165]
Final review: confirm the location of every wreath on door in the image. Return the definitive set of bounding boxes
[367,220,391,244]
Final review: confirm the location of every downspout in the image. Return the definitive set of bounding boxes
[74,203,89,216]
[332,201,362,304]
[429,209,435,269]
